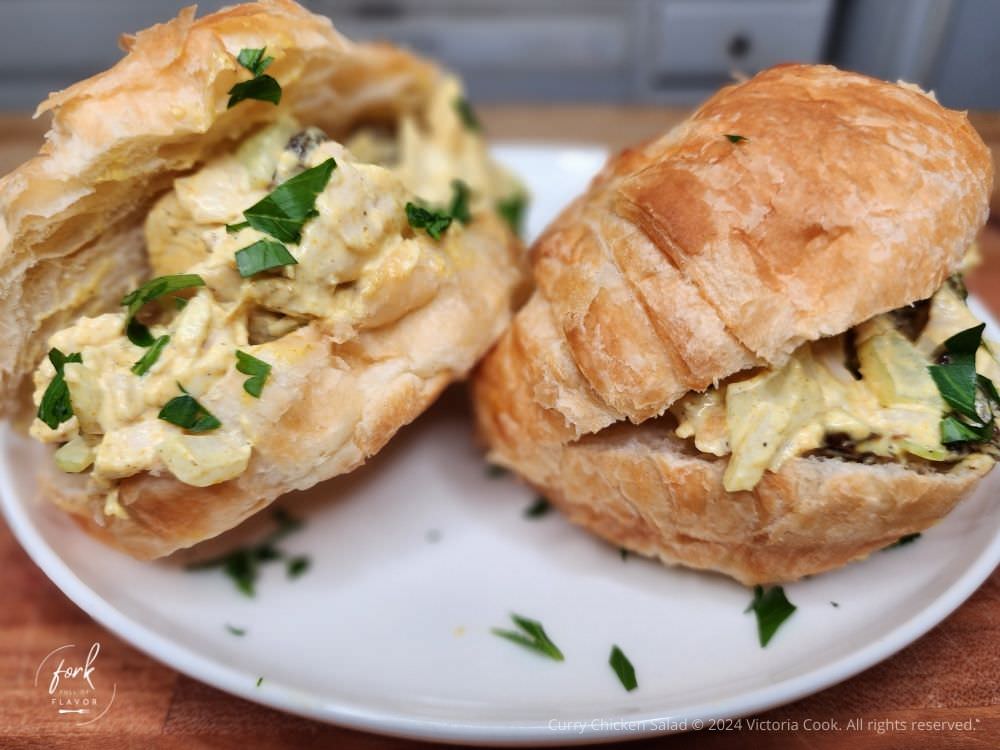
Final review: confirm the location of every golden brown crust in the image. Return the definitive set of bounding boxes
[474,305,994,584]
[2,1,525,557]
[557,430,992,585]
[473,64,996,583]
[533,64,992,424]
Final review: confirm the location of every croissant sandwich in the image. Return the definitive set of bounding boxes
[0,0,527,557]
[473,64,997,584]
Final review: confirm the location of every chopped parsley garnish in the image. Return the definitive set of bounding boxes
[619,547,629,561]
[405,203,452,240]
[225,624,246,636]
[609,645,638,691]
[271,508,304,539]
[158,385,221,432]
[121,274,205,347]
[449,179,471,225]
[928,324,999,444]
[724,133,748,143]
[523,496,551,519]
[453,96,481,131]
[286,555,310,578]
[187,509,305,596]
[131,335,169,376]
[885,532,921,550]
[406,180,476,239]
[496,192,527,237]
[237,47,274,77]
[492,613,564,661]
[941,416,989,443]
[256,676,264,687]
[235,239,298,278]
[745,585,796,647]
[227,47,281,108]
[228,77,282,109]
[235,351,272,397]
[222,550,257,596]
[230,158,337,244]
[485,464,508,478]
[37,348,82,429]
[830,601,840,608]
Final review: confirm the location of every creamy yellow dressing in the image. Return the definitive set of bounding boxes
[30,78,520,508]
[670,284,999,492]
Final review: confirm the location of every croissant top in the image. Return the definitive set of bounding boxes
[0,0,443,416]
[0,0,526,557]
[531,64,993,425]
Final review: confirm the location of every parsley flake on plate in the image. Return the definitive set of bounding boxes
[492,613,564,661]
[609,645,638,691]
[187,509,306,596]
[286,556,311,579]
[485,464,508,479]
[523,496,551,519]
[745,585,796,647]
[884,532,921,550]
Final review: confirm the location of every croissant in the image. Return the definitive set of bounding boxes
[473,64,996,584]
[0,0,526,557]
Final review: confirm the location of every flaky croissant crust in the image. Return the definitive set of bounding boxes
[0,0,525,557]
[473,64,995,584]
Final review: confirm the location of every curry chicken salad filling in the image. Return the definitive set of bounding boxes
[670,277,1000,492]
[29,78,522,517]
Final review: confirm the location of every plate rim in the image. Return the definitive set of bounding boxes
[4,455,999,745]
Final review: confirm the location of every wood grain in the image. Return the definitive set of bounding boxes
[1,107,999,749]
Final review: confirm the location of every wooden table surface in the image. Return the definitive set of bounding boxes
[2,107,1000,749]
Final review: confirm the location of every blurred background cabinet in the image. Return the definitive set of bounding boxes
[0,0,997,110]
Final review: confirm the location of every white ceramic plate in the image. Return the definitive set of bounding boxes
[3,144,1000,745]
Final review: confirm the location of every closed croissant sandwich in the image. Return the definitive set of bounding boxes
[0,0,526,557]
[473,64,997,585]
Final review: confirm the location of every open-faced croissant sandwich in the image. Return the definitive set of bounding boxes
[0,0,526,557]
[473,64,996,584]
